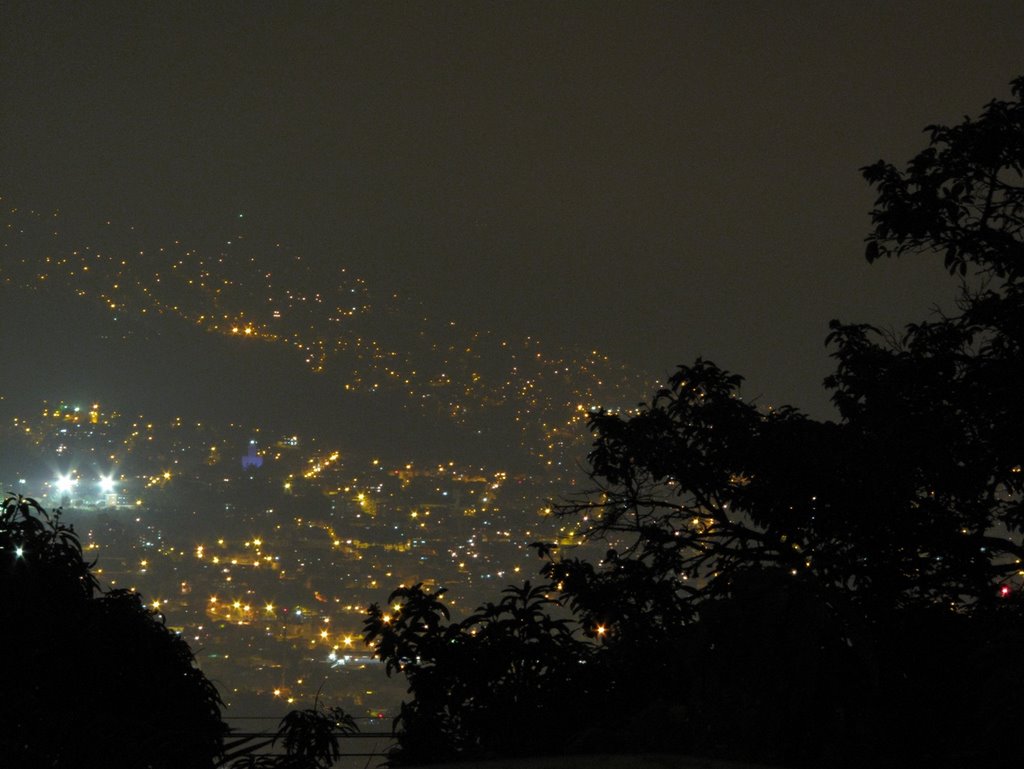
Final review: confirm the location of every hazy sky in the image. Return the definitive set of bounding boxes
[3,1,1023,417]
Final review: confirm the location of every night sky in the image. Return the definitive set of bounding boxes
[3,1,1024,419]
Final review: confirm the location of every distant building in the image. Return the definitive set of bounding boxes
[242,440,263,470]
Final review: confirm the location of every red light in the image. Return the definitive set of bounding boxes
[999,585,1011,598]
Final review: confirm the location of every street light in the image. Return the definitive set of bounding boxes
[98,474,116,495]
[55,473,77,496]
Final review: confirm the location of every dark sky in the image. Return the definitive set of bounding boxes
[3,1,1023,417]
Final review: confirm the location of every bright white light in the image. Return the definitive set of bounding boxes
[55,474,77,495]
[98,474,116,494]
[14,546,24,558]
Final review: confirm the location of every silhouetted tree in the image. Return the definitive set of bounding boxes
[222,702,359,769]
[0,494,227,768]
[364,581,601,764]
[366,76,1024,768]
[542,75,1024,767]
[544,365,870,765]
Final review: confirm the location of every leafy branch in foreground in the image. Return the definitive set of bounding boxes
[364,581,601,763]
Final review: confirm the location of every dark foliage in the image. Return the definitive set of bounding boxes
[0,494,227,768]
[364,582,602,764]
[222,703,359,769]
[365,77,1024,768]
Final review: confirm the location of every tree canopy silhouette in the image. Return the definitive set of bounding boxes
[0,494,227,768]
[365,76,1024,768]
[364,581,601,764]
